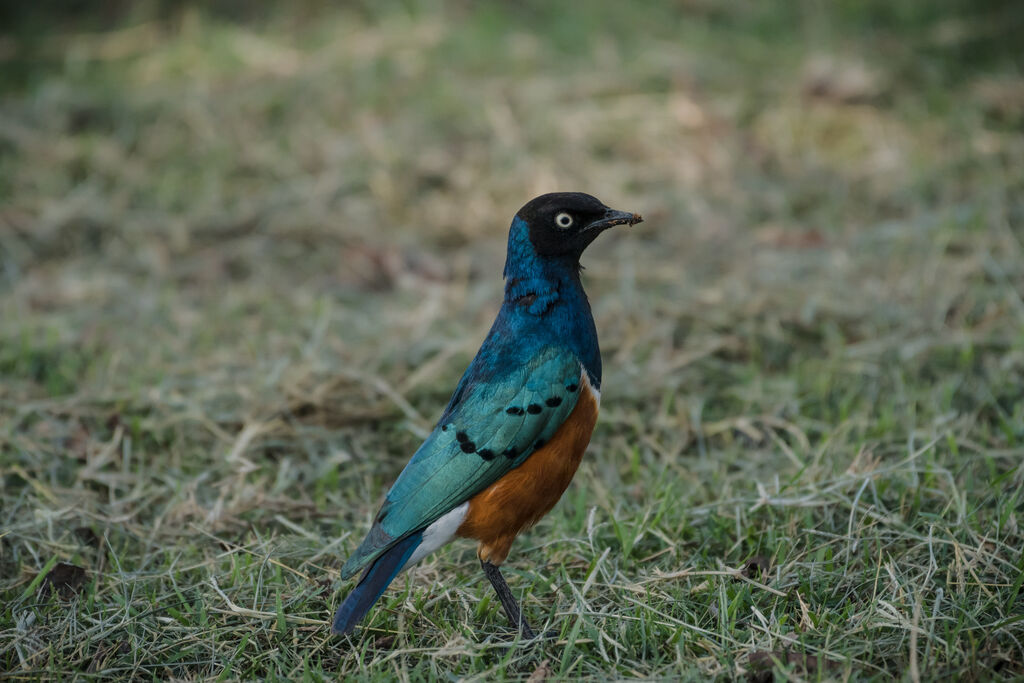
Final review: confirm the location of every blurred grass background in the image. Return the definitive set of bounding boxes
[1,0,1023,679]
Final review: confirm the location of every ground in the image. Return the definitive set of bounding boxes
[1,1,1023,680]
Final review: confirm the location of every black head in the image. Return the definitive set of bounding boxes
[515,192,642,260]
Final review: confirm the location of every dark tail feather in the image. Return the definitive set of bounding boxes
[331,532,422,635]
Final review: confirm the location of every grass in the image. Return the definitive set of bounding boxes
[1,0,1023,679]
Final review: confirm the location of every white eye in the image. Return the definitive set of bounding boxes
[555,212,574,229]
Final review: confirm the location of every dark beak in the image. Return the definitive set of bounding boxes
[585,208,643,232]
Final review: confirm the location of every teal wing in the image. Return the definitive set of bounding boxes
[341,346,583,578]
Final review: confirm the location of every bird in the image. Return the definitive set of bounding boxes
[331,192,642,639]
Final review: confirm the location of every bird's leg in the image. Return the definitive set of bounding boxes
[481,560,536,639]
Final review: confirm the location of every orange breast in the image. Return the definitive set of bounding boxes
[457,380,600,565]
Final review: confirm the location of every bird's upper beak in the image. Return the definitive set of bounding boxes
[585,208,644,232]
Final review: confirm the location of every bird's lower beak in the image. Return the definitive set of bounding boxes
[586,208,643,232]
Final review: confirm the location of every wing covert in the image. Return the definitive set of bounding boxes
[341,346,585,578]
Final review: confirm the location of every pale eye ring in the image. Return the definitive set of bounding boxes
[555,212,574,229]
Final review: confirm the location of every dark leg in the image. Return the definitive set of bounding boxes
[481,560,536,639]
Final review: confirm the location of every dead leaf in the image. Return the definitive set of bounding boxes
[372,634,396,649]
[527,660,552,683]
[74,526,101,548]
[742,555,771,580]
[42,562,88,597]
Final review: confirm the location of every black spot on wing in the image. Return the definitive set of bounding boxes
[447,364,582,466]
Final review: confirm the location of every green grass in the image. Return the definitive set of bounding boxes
[2,1,1023,679]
